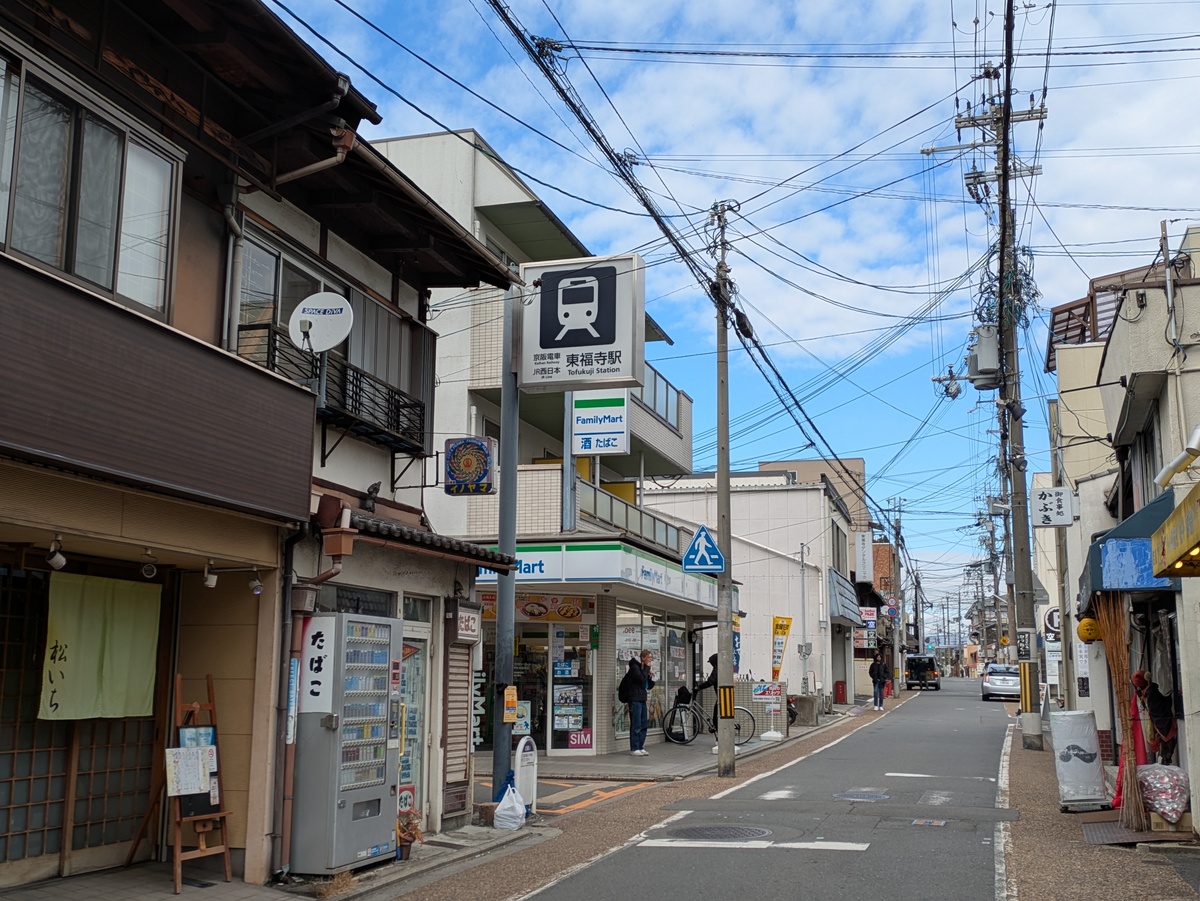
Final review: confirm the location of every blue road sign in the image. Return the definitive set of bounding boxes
[682,525,725,574]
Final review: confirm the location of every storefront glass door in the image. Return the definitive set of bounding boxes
[547,623,593,754]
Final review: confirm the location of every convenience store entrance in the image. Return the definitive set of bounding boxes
[511,624,594,756]
[480,601,598,757]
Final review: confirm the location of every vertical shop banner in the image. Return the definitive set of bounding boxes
[732,615,741,673]
[771,617,792,681]
[39,573,160,719]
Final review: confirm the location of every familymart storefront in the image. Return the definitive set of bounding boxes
[474,540,731,757]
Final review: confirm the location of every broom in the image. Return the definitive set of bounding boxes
[1096,593,1147,832]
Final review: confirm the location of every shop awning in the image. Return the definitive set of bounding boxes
[1078,491,1179,615]
[1152,480,1200,578]
[828,570,864,626]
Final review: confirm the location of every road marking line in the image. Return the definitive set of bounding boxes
[637,839,869,851]
[545,782,654,814]
[919,791,953,806]
[997,723,1015,901]
[709,720,867,800]
[886,772,933,778]
[759,789,796,800]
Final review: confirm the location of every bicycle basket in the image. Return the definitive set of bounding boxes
[674,685,692,706]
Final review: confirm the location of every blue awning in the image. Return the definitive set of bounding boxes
[1078,491,1179,615]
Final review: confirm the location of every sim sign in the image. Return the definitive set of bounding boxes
[519,254,645,392]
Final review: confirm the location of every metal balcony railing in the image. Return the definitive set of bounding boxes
[630,361,680,429]
[237,324,426,454]
[577,478,692,557]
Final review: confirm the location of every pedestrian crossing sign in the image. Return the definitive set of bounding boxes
[682,525,725,573]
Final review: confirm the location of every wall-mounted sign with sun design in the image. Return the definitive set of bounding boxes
[443,437,497,496]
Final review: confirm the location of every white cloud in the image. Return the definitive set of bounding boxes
[277,0,1200,577]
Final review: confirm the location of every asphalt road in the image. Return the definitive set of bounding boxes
[525,678,1016,901]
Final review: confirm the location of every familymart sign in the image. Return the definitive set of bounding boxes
[571,390,628,455]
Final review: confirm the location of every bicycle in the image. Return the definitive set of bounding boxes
[663,687,755,746]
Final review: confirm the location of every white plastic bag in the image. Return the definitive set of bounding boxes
[494,785,526,830]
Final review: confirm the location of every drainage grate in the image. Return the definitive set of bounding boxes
[833,792,890,802]
[912,819,947,827]
[668,825,774,841]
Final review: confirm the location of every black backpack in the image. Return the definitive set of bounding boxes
[617,674,630,703]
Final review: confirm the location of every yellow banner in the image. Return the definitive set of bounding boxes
[771,616,792,681]
[40,573,160,719]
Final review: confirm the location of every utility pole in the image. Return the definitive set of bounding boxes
[797,543,809,693]
[492,286,520,785]
[926,1,1044,747]
[712,201,737,777]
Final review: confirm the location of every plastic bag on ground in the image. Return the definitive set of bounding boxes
[1138,763,1190,823]
[494,784,526,830]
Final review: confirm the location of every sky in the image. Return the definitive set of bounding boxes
[269,0,1200,614]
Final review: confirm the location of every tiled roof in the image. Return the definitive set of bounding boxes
[349,512,516,572]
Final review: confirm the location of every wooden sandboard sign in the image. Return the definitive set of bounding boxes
[125,674,232,894]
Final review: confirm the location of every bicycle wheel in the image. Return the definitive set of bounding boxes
[731,706,756,745]
[663,704,701,744]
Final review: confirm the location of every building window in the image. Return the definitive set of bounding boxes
[485,236,520,274]
[238,232,439,453]
[239,237,340,333]
[831,524,848,576]
[319,585,395,617]
[402,595,432,623]
[0,58,177,313]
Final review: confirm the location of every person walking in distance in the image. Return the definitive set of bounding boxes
[869,653,889,711]
[619,650,655,756]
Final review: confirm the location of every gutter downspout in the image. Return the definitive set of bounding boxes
[242,74,351,146]
[274,127,356,187]
[270,528,306,877]
[278,507,349,877]
[222,185,244,353]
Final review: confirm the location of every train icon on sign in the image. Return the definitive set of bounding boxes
[556,276,600,340]
[538,265,617,349]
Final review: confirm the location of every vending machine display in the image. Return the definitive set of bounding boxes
[290,613,404,874]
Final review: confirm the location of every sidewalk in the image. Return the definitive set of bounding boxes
[0,708,849,901]
[26,695,1188,901]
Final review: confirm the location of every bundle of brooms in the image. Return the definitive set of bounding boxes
[1096,593,1146,831]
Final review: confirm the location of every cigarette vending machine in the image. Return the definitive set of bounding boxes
[290,612,403,873]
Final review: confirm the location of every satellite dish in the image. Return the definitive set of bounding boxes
[287,292,353,353]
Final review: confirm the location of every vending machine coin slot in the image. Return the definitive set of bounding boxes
[389,699,400,741]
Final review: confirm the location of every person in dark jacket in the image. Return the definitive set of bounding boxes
[869,653,889,710]
[620,650,655,756]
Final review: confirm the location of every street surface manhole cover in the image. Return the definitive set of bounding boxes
[668,825,773,841]
[834,792,889,801]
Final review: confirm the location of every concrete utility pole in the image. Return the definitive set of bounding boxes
[927,0,1043,746]
[492,286,521,784]
[990,0,1042,749]
[712,201,737,777]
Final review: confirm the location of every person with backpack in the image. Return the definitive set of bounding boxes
[618,650,655,756]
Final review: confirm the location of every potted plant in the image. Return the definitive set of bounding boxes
[395,812,424,861]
